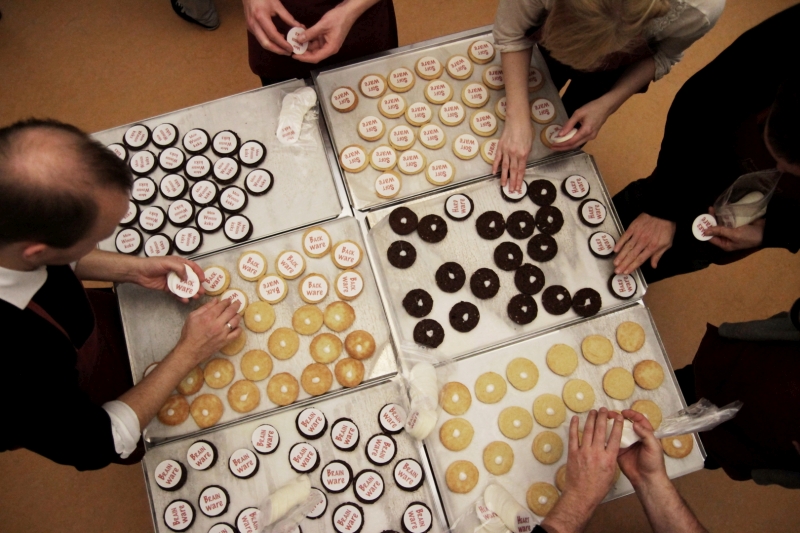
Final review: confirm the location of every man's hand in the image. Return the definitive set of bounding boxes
[550,97,613,152]
[132,256,205,303]
[175,298,241,366]
[704,214,765,251]
[564,409,623,502]
[494,114,532,194]
[616,409,667,488]
[292,5,355,64]
[613,213,676,275]
[243,0,303,56]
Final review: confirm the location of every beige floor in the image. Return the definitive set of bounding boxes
[1,0,799,531]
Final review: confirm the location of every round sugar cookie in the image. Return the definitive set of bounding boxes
[495,96,507,120]
[275,250,306,280]
[475,372,507,403]
[527,482,559,516]
[310,333,342,364]
[532,431,563,464]
[470,111,498,137]
[301,363,333,396]
[468,39,495,64]
[323,300,356,332]
[158,395,189,426]
[631,399,663,430]
[299,273,329,304]
[237,251,267,281]
[267,372,299,406]
[228,379,260,413]
[357,115,385,142]
[445,460,479,493]
[533,394,566,428]
[375,171,402,198]
[204,358,235,389]
[453,133,479,160]
[461,83,489,108]
[439,418,474,451]
[546,344,578,376]
[202,266,230,296]
[662,434,693,458]
[506,357,539,391]
[581,335,613,365]
[370,145,397,171]
[480,139,499,164]
[397,149,427,175]
[419,123,446,150]
[441,382,471,415]
[616,321,646,352]
[634,360,664,390]
[562,379,595,412]
[530,98,556,124]
[220,329,247,356]
[446,55,473,80]
[302,227,331,258]
[439,101,466,126]
[405,102,433,127]
[424,79,452,105]
[379,92,407,119]
[498,406,533,440]
[190,394,224,428]
[339,145,369,173]
[241,349,272,381]
[331,86,358,112]
[359,73,387,98]
[220,289,247,315]
[415,56,443,80]
[244,301,275,333]
[292,305,324,335]
[344,330,375,360]
[426,160,455,186]
[334,357,365,388]
[482,65,504,89]
[268,327,300,360]
[389,124,416,151]
[388,67,416,93]
[483,441,514,475]
[555,464,568,492]
[528,67,544,92]
[603,367,635,400]
[257,275,287,303]
[177,366,204,395]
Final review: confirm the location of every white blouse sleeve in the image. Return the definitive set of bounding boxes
[493,0,551,53]
[102,400,141,459]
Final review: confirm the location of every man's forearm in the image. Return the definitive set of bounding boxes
[74,249,139,283]
[540,490,599,533]
[635,475,708,533]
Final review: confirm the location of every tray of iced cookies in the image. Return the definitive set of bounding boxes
[117,217,397,445]
[363,152,645,369]
[143,378,446,533]
[421,303,704,530]
[312,27,569,211]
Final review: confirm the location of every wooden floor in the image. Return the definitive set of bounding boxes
[1,0,799,531]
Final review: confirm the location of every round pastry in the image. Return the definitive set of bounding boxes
[331,241,363,271]
[397,149,426,175]
[480,138,499,164]
[202,266,230,296]
[394,458,425,492]
[441,382,471,415]
[365,433,397,466]
[331,417,360,451]
[173,227,202,255]
[449,301,480,332]
[182,128,209,154]
[533,393,567,428]
[357,115,385,142]
[589,231,616,258]
[693,213,717,241]
[331,87,358,112]
[532,431,564,465]
[213,158,241,185]
[603,367,635,400]
[439,100,466,126]
[292,305,324,336]
[514,263,545,295]
[211,130,240,157]
[176,365,203,395]
[470,111,498,137]
[495,96,507,120]
[469,39,495,63]
[228,448,260,479]
[632,399,663,430]
[379,403,406,434]
[527,482,559,517]
[417,214,448,243]
[335,357,365,388]
[220,289,248,315]
[227,380,260,413]
[257,274,287,304]
[345,330,376,360]
[204,358,235,389]
[482,65,504,89]
[413,318,444,348]
[483,440,514,475]
[535,206,564,235]
[131,176,157,204]
[416,55,443,79]
[241,349,272,381]
[223,215,253,243]
[123,124,151,149]
[164,499,195,531]
[195,206,225,234]
[541,285,571,315]
[494,241,524,271]
[617,321,646,352]
[562,379,595,412]
[324,301,356,332]
[320,460,353,494]
[530,98,556,124]
[387,240,416,269]
[402,288,433,318]
[501,180,528,203]
[299,273,329,304]
[507,357,539,391]
[107,143,128,161]
[446,54,473,79]
[119,200,139,227]
[359,73,387,98]
[288,441,320,473]
[187,440,217,471]
[541,124,576,147]
[378,92,407,119]
[296,407,328,440]
[167,199,194,228]
[444,193,474,221]
[310,333,342,364]
[475,372,507,404]
[439,417,474,451]
[424,79,452,105]
[218,185,248,214]
[389,206,418,235]
[160,174,188,202]
[581,335,614,365]
[608,273,638,300]
[634,360,664,390]
[331,503,365,533]
[546,344,579,376]
[369,145,398,171]
[662,434,694,459]
[339,145,369,173]
[158,147,186,172]
[562,174,590,200]
[198,485,229,517]
[435,262,466,293]
[190,394,224,428]
[239,140,267,167]
[235,509,261,533]
[273,250,305,280]
[129,150,157,176]
[158,395,190,426]
[237,250,267,281]
[388,66,416,93]
[453,133,479,160]
[425,159,455,186]
[405,102,433,127]
[266,372,300,406]
[335,269,364,301]
[470,267,500,299]
[402,502,433,533]
[445,460,479,493]
[244,168,274,196]
[219,329,246,356]
[572,288,602,318]
[475,210,506,239]
[461,82,489,108]
[306,488,327,519]
[389,124,416,151]
[375,171,402,198]
[578,199,607,227]
[498,406,533,439]
[302,226,332,257]
[526,181,556,208]
[507,294,537,325]
[185,155,212,180]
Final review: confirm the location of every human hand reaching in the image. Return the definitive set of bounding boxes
[613,213,676,275]
[132,256,205,303]
[243,0,303,56]
[493,114,532,194]
[550,97,614,152]
[616,409,667,488]
[704,207,765,251]
[292,5,356,63]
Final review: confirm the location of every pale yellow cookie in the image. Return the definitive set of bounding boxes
[177,366,204,395]
[369,145,398,171]
[345,330,376,360]
[359,73,387,98]
[527,482,559,517]
[202,266,230,296]
[267,372,299,406]
[426,160,455,186]
[581,335,614,365]
[482,65,504,89]
[388,67,416,93]
[158,394,189,426]
[533,394,567,428]
[339,144,369,173]
[388,124,416,151]
[378,92,407,119]
[415,55,443,80]
[375,171,402,199]
[475,372,507,404]
[446,55,473,80]
[244,301,275,333]
[634,360,664,390]
[439,418,474,451]
[461,83,489,108]
[469,110,498,137]
[309,333,342,364]
[424,79,452,105]
[257,274,287,304]
[530,98,556,124]
[506,357,539,391]
[292,305,324,335]
[334,269,364,301]
[532,431,564,464]
[453,133,479,160]
[298,273,329,304]
[190,394,224,429]
[268,327,300,360]
[334,358,365,388]
[324,301,356,332]
[397,149,427,175]
[662,434,694,458]
[275,250,306,280]
[555,464,568,492]
[483,441,514,475]
[220,329,247,356]
[546,344,579,376]
[241,349,272,381]
[357,115,385,142]
[631,399,663,430]
[616,321,646,352]
[237,250,267,281]
[330,86,358,112]
[204,358,235,389]
[302,227,331,258]
[439,101,466,126]
[445,460,479,493]
[228,379,260,413]
[441,382,472,415]
[405,102,433,127]
[562,379,595,412]
[498,406,533,440]
[301,363,334,396]
[603,367,635,400]
[480,139,499,164]
[468,39,495,64]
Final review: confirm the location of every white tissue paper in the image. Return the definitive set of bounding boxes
[276,87,317,145]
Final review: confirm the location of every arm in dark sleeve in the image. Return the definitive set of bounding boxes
[762,174,800,253]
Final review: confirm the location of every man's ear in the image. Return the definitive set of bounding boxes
[21,243,48,261]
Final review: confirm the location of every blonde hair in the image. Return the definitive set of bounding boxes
[540,0,671,71]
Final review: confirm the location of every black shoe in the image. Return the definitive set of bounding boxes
[170,0,220,31]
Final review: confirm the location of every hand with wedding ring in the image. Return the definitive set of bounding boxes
[176,298,241,367]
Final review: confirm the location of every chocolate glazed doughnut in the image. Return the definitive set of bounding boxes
[572,288,602,317]
[417,214,448,243]
[527,234,558,262]
[506,210,535,239]
[507,294,538,325]
[475,211,506,240]
[387,241,416,268]
[528,179,557,206]
[402,288,433,318]
[413,319,445,348]
[514,263,545,295]
[494,242,523,271]
[534,206,564,235]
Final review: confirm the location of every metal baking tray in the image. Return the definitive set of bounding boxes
[423,304,704,530]
[313,26,570,211]
[94,79,346,259]
[118,216,397,445]
[363,152,646,370]
[142,378,446,533]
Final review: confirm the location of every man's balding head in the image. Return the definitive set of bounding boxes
[0,119,131,248]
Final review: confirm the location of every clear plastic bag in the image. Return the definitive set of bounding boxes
[254,475,315,533]
[713,169,782,228]
[275,86,319,147]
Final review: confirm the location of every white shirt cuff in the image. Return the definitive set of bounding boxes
[102,401,141,459]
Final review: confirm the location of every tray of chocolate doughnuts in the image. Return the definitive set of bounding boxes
[363,152,645,368]
[142,378,447,533]
[312,26,570,211]
[93,79,345,259]
[421,303,704,530]
[117,216,398,445]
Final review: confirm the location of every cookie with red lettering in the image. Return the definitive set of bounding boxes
[468,40,496,64]
[334,270,364,301]
[589,231,616,258]
[198,485,229,517]
[354,469,384,504]
[235,508,261,533]
[251,424,280,455]
[331,87,359,113]
[446,55,474,80]
[339,145,369,173]
[321,460,353,494]
[365,433,397,466]
[405,102,433,127]
[155,459,188,491]
[379,92,407,119]
[306,488,328,520]
[415,56,443,80]
[301,362,334,396]
[359,74,388,99]
[228,448,260,479]
[375,171,402,199]
[444,193,474,221]
[424,79,452,105]
[332,502,365,533]
[378,403,406,434]
[303,227,332,258]
[331,417,360,451]
[357,115,385,142]
[289,442,321,473]
[562,174,590,200]
[164,499,195,532]
[296,407,328,440]
[299,274,329,305]
[402,502,433,533]
[370,145,398,171]
[388,67,416,93]
[394,458,425,491]
[331,240,363,269]
[608,274,637,300]
[578,199,607,227]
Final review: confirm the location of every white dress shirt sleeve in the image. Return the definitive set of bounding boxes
[102,400,141,459]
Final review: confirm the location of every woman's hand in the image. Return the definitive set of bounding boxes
[550,96,614,151]
[243,0,303,56]
[493,114,533,193]
[292,5,356,63]
[613,213,676,275]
